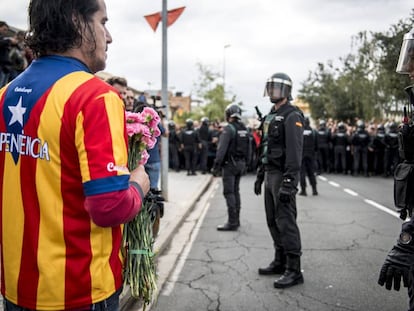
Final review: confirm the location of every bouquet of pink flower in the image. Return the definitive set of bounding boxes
[123,107,161,307]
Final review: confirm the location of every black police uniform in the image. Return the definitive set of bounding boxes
[168,122,181,172]
[332,125,349,174]
[384,124,400,177]
[255,103,304,285]
[214,119,248,230]
[197,120,212,174]
[351,124,370,176]
[180,122,199,175]
[299,119,318,196]
[370,126,387,175]
[316,122,331,174]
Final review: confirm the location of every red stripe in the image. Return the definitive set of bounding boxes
[60,83,93,307]
[15,92,51,308]
[109,227,123,290]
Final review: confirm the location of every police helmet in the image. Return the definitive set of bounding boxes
[201,117,209,125]
[168,120,175,129]
[263,72,293,103]
[338,122,345,131]
[356,120,365,130]
[225,104,242,120]
[304,117,310,127]
[319,119,326,126]
[186,118,194,128]
[377,124,385,133]
[389,121,398,132]
[396,28,414,74]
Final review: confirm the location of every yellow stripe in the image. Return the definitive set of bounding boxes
[89,224,115,301]
[295,121,303,127]
[2,153,24,301]
[36,71,93,306]
[100,91,129,176]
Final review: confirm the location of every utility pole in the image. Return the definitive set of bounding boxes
[223,44,231,98]
[160,0,169,201]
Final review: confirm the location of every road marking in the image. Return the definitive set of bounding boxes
[344,188,358,196]
[323,177,400,219]
[328,181,340,187]
[364,199,400,219]
[162,202,211,296]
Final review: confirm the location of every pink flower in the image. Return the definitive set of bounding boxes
[125,107,161,168]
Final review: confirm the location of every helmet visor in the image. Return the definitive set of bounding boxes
[263,78,292,99]
[396,30,414,74]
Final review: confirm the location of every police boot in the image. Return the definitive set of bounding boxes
[299,189,307,196]
[217,208,238,231]
[273,255,304,288]
[258,250,286,275]
[312,185,318,196]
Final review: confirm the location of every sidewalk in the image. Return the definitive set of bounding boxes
[120,170,213,310]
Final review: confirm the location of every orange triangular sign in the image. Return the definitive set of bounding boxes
[144,12,162,32]
[167,6,185,27]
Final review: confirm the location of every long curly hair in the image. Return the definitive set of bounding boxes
[26,0,100,57]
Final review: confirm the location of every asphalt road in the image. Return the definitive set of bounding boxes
[151,173,409,311]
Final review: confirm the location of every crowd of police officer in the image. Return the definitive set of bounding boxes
[167,116,258,176]
[312,118,401,178]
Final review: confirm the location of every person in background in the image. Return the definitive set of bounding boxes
[254,72,304,289]
[351,120,370,177]
[180,118,198,176]
[299,117,318,196]
[0,1,150,310]
[106,75,128,103]
[212,104,249,231]
[0,21,18,88]
[168,120,181,172]
[332,122,349,174]
[125,88,136,112]
[197,117,212,174]
[316,119,331,174]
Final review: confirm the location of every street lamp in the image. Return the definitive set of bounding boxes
[223,44,231,97]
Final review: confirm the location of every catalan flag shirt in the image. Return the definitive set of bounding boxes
[0,56,142,310]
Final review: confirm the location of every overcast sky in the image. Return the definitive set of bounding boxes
[1,0,413,116]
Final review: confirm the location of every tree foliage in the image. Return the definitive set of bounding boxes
[174,63,236,125]
[298,10,414,124]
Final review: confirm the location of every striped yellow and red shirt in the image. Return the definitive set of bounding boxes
[0,56,140,310]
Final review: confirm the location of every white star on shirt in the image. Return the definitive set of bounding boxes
[8,96,26,127]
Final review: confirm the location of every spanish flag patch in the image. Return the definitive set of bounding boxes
[295,122,303,127]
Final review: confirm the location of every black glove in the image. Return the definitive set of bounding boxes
[212,163,221,177]
[254,179,263,195]
[378,220,414,291]
[278,177,295,203]
[254,169,265,195]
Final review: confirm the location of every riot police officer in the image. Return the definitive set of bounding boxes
[197,117,212,174]
[299,117,318,196]
[378,27,414,311]
[212,104,249,231]
[384,121,400,177]
[332,122,349,174]
[254,72,304,288]
[351,120,370,176]
[316,119,332,174]
[168,121,181,172]
[370,124,387,175]
[180,119,198,175]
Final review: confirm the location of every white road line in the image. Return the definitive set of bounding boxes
[323,177,399,219]
[343,188,358,196]
[329,181,340,187]
[161,202,211,296]
[364,199,400,219]
[318,176,328,182]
